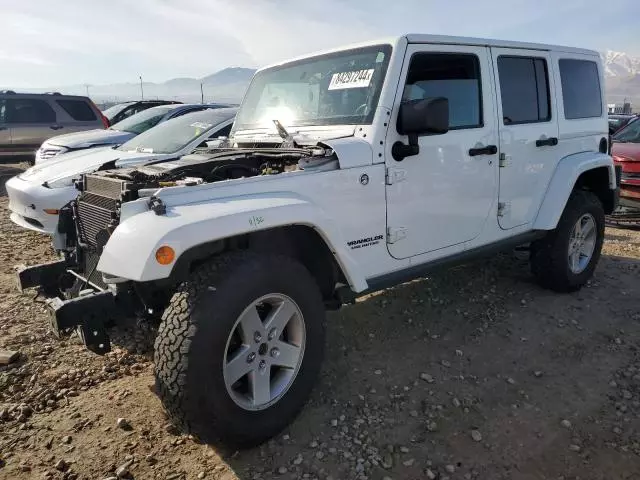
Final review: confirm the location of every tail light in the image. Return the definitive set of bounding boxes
[89,99,110,128]
[100,113,110,129]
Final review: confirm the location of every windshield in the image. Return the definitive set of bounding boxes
[234,44,392,131]
[613,117,640,143]
[102,103,132,120]
[110,106,174,134]
[117,110,225,154]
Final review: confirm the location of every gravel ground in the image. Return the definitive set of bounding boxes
[1,164,639,480]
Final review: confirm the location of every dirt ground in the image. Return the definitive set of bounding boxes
[1,163,639,480]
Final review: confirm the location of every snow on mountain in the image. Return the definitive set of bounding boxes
[601,50,640,78]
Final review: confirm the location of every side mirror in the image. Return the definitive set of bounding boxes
[393,97,449,162]
[397,97,449,136]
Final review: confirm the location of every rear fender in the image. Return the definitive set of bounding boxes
[96,193,367,291]
[533,152,616,230]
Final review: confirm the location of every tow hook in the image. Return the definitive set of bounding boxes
[149,196,166,215]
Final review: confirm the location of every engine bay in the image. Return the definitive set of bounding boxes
[87,145,338,192]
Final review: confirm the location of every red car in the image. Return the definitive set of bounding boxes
[611,117,640,209]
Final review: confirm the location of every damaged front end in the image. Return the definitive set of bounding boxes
[16,144,337,354]
[16,198,140,355]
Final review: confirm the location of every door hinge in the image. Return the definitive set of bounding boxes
[499,153,512,168]
[498,202,511,217]
[386,227,407,244]
[386,167,407,185]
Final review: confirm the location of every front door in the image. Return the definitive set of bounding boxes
[491,48,559,229]
[385,44,498,260]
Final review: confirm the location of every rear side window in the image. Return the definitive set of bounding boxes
[497,56,550,125]
[56,99,97,121]
[559,59,602,119]
[402,53,482,129]
[6,98,56,124]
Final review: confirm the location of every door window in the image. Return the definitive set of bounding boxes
[6,98,56,124]
[402,53,482,129]
[497,56,550,125]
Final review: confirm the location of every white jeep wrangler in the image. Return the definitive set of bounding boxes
[18,34,620,447]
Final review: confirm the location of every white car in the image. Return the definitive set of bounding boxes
[7,108,235,233]
[34,103,234,164]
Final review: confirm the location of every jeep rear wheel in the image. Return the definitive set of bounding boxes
[530,189,605,292]
[154,252,325,448]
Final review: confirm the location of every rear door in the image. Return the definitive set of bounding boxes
[491,49,559,229]
[6,97,59,151]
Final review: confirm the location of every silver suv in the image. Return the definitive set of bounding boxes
[0,91,107,160]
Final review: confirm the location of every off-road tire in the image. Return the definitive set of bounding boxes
[154,251,325,448]
[530,189,605,292]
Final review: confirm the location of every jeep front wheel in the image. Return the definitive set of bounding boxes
[154,252,325,448]
[530,189,605,292]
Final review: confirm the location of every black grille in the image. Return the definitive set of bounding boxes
[84,175,125,199]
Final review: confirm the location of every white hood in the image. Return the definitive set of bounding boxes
[19,147,160,186]
[45,129,135,149]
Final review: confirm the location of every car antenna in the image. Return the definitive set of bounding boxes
[273,119,296,148]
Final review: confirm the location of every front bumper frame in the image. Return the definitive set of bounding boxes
[46,292,117,354]
[16,261,134,355]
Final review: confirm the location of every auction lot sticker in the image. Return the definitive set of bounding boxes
[328,69,374,90]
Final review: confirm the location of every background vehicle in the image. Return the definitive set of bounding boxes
[0,91,107,160]
[6,108,236,233]
[19,35,617,448]
[608,113,637,135]
[101,100,182,125]
[611,116,640,209]
[35,103,236,163]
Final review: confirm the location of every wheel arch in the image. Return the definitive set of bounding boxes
[168,225,351,304]
[533,152,618,230]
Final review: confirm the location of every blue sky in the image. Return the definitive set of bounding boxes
[1,0,638,87]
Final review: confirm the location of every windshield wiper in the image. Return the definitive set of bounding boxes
[273,119,297,148]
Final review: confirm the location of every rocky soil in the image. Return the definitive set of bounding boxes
[1,163,639,480]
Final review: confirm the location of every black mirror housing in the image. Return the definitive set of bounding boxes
[397,97,449,136]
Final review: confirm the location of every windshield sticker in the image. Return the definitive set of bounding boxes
[328,69,375,90]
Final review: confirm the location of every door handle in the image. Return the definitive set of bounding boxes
[50,125,64,130]
[468,145,497,157]
[535,137,558,147]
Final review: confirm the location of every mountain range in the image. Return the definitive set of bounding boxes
[600,50,640,105]
[31,67,258,105]
[17,50,640,107]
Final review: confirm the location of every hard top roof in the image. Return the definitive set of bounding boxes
[256,34,599,73]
